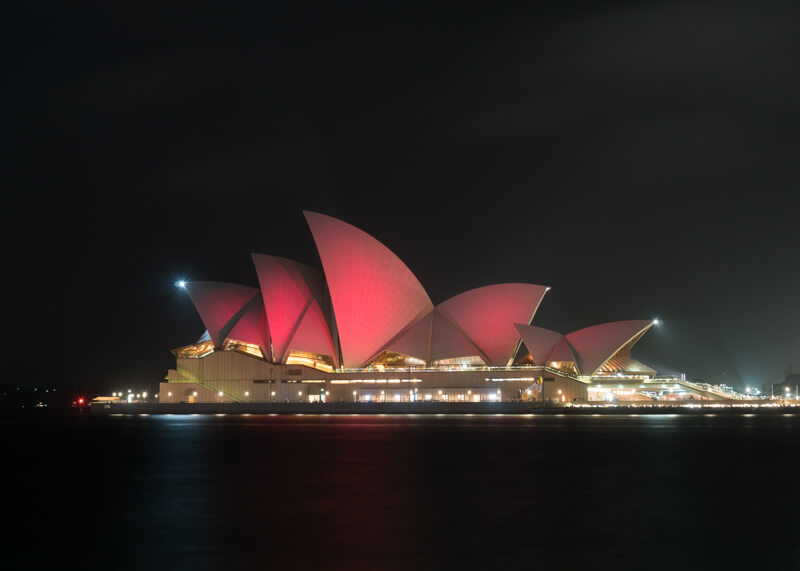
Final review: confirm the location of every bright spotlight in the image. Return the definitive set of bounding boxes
[176,280,187,288]
[653,319,661,325]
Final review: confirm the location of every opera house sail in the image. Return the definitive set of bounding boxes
[162,211,676,405]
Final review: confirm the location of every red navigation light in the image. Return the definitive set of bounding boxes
[78,398,85,405]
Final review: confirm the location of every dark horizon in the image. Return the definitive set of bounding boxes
[11,1,799,397]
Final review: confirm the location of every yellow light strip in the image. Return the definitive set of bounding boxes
[328,379,424,384]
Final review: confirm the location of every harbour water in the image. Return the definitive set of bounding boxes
[4,412,798,570]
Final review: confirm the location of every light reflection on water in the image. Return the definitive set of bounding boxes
[4,413,798,570]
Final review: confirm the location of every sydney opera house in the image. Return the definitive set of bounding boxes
[159,211,666,405]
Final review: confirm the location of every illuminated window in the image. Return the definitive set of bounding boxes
[548,361,578,374]
[222,339,264,359]
[172,340,215,359]
[285,350,335,373]
[432,356,485,368]
[369,351,426,368]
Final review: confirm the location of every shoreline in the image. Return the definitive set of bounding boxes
[87,402,798,415]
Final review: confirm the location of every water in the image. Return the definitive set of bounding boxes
[4,412,798,570]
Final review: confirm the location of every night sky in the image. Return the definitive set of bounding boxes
[12,2,799,397]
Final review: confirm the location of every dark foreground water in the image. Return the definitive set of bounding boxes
[3,412,798,570]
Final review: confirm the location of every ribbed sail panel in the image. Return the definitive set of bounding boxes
[566,320,654,376]
[226,296,270,359]
[430,311,484,363]
[436,284,549,366]
[251,254,336,364]
[383,312,433,363]
[304,211,433,368]
[183,282,260,347]
[515,324,564,366]
[548,337,577,363]
[285,300,338,365]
